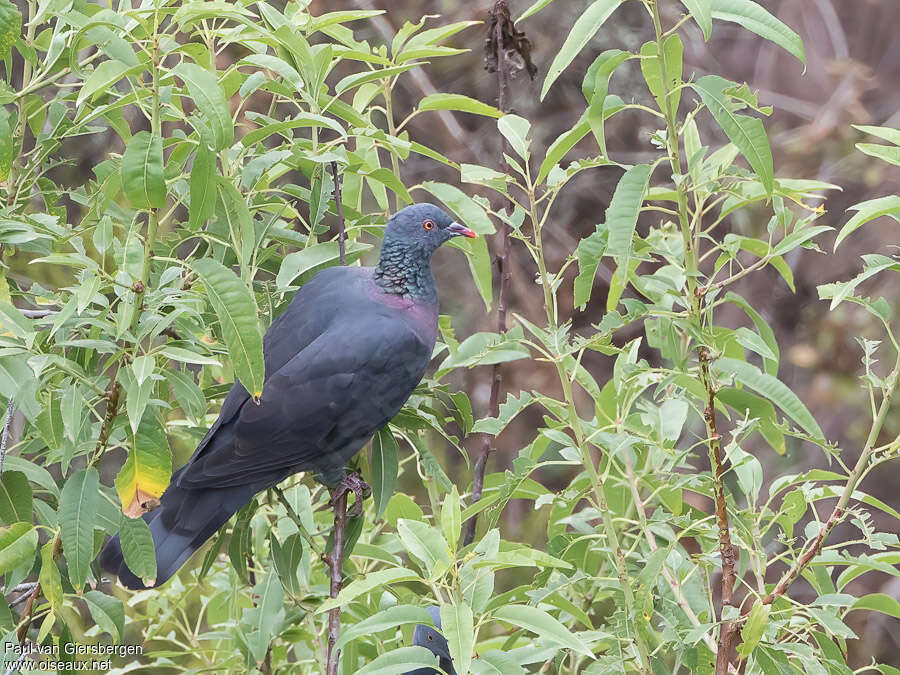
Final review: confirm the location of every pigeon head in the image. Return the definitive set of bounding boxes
[402,606,458,675]
[383,203,476,254]
[374,203,476,302]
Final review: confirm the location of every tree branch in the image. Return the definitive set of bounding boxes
[463,0,520,548]
[0,397,15,475]
[330,161,345,266]
[324,491,348,675]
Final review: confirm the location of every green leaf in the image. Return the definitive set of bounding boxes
[584,49,630,157]
[541,0,623,100]
[121,131,166,209]
[114,412,172,518]
[681,0,712,40]
[710,0,804,64]
[174,63,234,150]
[852,124,900,146]
[497,114,531,159]
[0,522,38,575]
[640,35,683,116]
[118,514,157,586]
[441,603,475,675]
[190,258,265,399]
[538,111,590,184]
[397,519,451,578]
[441,485,461,554]
[270,532,303,596]
[447,233,493,311]
[0,105,12,182]
[0,0,22,61]
[723,291,779,375]
[418,93,502,118]
[243,569,285,662]
[189,140,217,230]
[856,143,900,167]
[38,540,62,610]
[317,567,421,613]
[516,0,555,22]
[59,468,99,590]
[847,593,900,620]
[275,241,372,290]
[335,64,420,95]
[83,591,124,643]
[370,427,398,519]
[77,60,135,108]
[717,387,785,455]
[355,647,439,675]
[834,196,900,251]
[712,357,823,441]
[605,164,652,311]
[491,605,592,657]
[0,471,32,525]
[693,75,774,195]
[335,605,433,652]
[738,600,770,658]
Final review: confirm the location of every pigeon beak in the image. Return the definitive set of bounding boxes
[447,222,477,239]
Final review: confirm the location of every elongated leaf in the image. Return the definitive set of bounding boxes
[270,532,303,596]
[584,49,630,157]
[710,0,804,64]
[174,63,234,150]
[244,569,285,662]
[0,105,12,182]
[59,468,99,590]
[76,59,135,108]
[738,600,770,658]
[693,75,773,194]
[418,93,502,118]
[834,195,900,251]
[441,603,474,675]
[190,258,265,398]
[335,605,433,652]
[847,593,900,620]
[38,540,62,610]
[0,0,21,61]
[355,647,439,675]
[713,357,823,440]
[335,64,420,95]
[189,141,217,230]
[276,241,372,290]
[0,522,37,575]
[0,471,32,525]
[447,233,493,311]
[440,485,461,554]
[541,0,623,100]
[606,164,652,258]
[118,514,157,585]
[317,568,421,613]
[856,143,900,167]
[370,427,398,519]
[121,131,166,209]
[83,591,124,643]
[114,413,172,518]
[538,112,590,183]
[397,519,451,577]
[681,0,712,40]
[418,182,494,235]
[492,605,592,656]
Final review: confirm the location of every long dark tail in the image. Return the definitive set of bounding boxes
[99,468,258,590]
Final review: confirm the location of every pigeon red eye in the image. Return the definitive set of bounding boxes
[423,220,435,230]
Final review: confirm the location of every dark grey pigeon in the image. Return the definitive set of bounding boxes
[403,606,458,675]
[100,204,475,589]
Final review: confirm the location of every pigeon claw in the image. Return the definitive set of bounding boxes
[331,472,371,517]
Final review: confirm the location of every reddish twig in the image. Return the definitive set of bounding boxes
[697,347,739,673]
[463,0,524,548]
[324,490,347,675]
[330,161,345,265]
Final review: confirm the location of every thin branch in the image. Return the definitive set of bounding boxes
[697,347,739,674]
[463,0,519,548]
[0,397,15,475]
[324,490,348,675]
[330,161,345,265]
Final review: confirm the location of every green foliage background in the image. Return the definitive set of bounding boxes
[0,0,897,673]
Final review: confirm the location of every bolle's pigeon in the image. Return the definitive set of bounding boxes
[402,606,458,675]
[99,204,475,589]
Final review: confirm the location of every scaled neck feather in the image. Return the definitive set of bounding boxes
[374,236,437,304]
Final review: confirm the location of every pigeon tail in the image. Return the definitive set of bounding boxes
[99,468,259,590]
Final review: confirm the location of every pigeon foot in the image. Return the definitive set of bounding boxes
[331,472,371,517]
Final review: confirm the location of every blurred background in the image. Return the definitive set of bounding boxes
[332,0,899,665]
